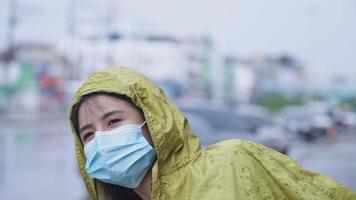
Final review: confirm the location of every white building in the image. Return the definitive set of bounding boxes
[56,32,217,98]
[223,54,305,103]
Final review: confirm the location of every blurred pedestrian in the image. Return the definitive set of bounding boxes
[69,67,355,200]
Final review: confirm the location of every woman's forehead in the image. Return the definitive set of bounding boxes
[78,95,130,121]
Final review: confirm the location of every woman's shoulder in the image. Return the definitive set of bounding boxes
[203,139,309,178]
[204,139,267,157]
[200,139,356,200]
[200,139,273,168]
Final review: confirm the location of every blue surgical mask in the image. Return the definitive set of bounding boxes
[84,121,156,188]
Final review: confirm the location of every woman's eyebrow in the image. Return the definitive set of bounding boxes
[79,124,93,135]
[100,110,124,121]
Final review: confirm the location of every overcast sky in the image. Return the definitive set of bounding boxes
[1,0,356,82]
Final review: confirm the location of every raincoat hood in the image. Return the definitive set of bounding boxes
[69,67,200,199]
[70,67,355,200]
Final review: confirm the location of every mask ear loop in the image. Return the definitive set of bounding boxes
[140,120,147,128]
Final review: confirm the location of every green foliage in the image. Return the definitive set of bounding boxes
[340,96,356,112]
[258,92,304,112]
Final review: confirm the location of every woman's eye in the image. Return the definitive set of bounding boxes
[83,132,94,143]
[108,119,120,127]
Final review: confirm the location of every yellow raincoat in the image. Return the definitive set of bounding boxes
[69,67,355,200]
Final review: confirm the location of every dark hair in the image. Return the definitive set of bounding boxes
[70,92,142,200]
[99,181,142,200]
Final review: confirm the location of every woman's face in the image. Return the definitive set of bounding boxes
[78,94,153,146]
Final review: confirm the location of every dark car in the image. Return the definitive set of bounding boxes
[180,105,290,154]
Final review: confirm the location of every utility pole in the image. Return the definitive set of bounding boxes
[67,0,76,37]
[104,0,119,66]
[6,0,18,51]
[66,0,77,79]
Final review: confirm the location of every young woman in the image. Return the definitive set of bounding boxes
[69,67,355,200]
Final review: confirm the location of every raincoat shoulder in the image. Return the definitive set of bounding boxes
[160,140,356,200]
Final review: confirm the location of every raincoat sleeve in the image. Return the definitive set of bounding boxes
[235,140,356,199]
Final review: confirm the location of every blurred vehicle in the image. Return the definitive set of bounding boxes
[309,114,333,138]
[180,104,290,154]
[255,125,289,154]
[181,106,272,134]
[279,103,336,141]
[342,112,356,130]
[329,107,356,133]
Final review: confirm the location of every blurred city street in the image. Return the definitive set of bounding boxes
[0,113,355,199]
[1,0,356,199]
[0,113,87,200]
[289,132,356,191]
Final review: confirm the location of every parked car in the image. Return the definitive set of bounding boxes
[180,105,290,154]
[279,103,335,141]
[181,106,272,134]
[255,125,290,155]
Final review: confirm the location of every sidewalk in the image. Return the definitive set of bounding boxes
[288,132,356,162]
[288,133,356,190]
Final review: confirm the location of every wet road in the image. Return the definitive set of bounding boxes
[289,133,356,191]
[0,114,87,200]
[0,114,355,199]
